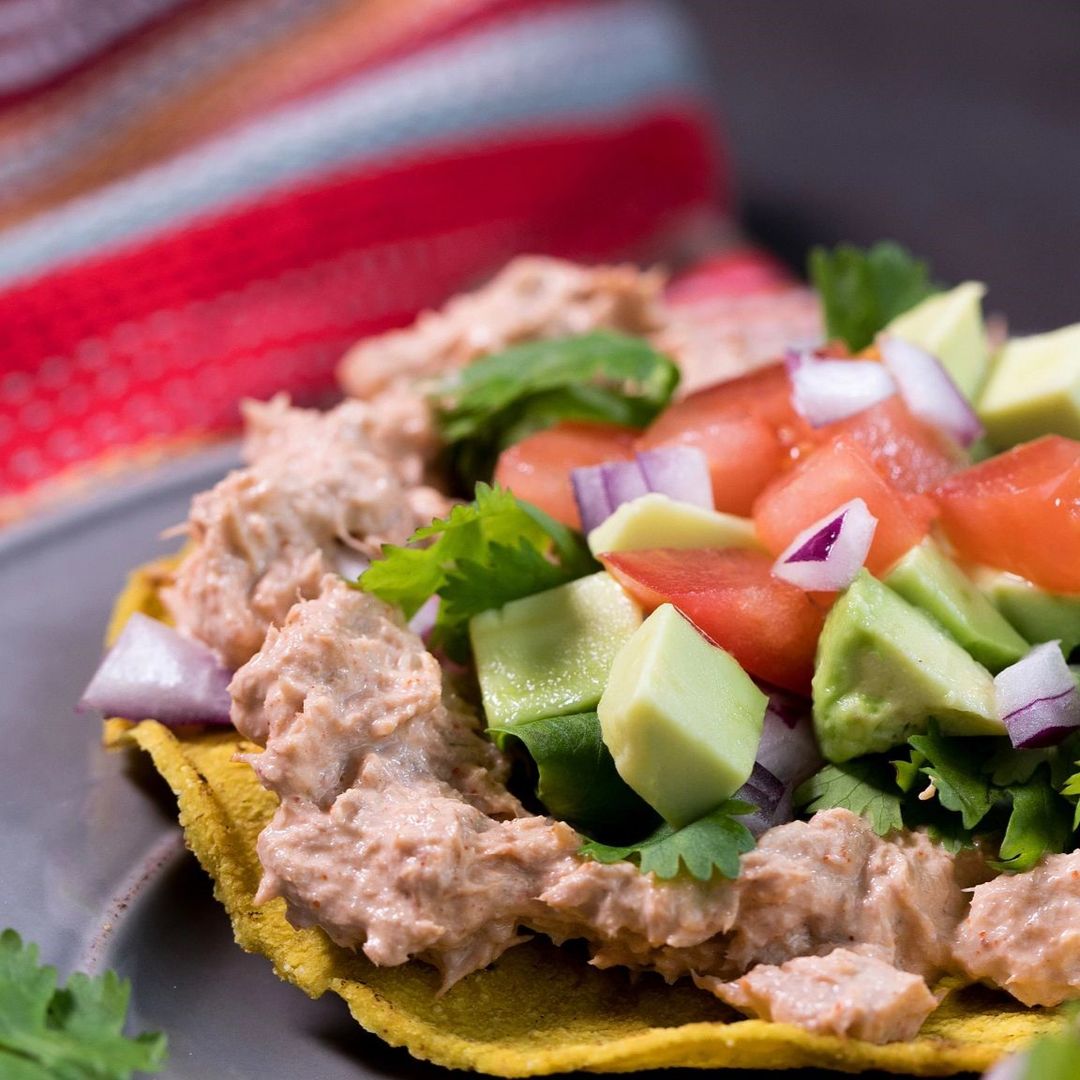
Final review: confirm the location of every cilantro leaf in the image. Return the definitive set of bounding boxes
[489,712,658,839]
[0,929,166,1079]
[1062,763,1080,829]
[794,759,903,836]
[808,241,936,351]
[909,725,994,830]
[581,802,756,881]
[360,484,595,660]
[432,332,680,488]
[993,769,1074,873]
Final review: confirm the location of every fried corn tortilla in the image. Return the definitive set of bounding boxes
[102,558,1061,1076]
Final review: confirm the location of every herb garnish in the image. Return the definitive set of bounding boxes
[808,241,936,351]
[795,723,1079,870]
[0,929,166,1079]
[359,484,595,661]
[431,331,680,489]
[581,802,756,882]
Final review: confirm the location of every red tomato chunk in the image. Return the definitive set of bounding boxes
[600,548,824,694]
[934,435,1080,593]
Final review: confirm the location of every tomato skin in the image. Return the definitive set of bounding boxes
[753,441,937,575]
[600,548,824,694]
[817,396,965,494]
[637,415,784,516]
[934,435,1080,592]
[492,421,636,529]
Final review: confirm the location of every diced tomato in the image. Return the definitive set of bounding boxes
[753,441,937,575]
[817,396,966,494]
[600,548,824,694]
[934,435,1080,592]
[492,421,637,529]
[637,415,784,516]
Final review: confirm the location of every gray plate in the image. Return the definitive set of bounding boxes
[0,447,929,1079]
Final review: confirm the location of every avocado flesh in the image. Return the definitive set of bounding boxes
[598,603,767,828]
[884,540,1029,672]
[587,493,761,556]
[978,323,1080,449]
[974,567,1080,658]
[813,570,1003,762]
[885,282,989,400]
[470,571,642,729]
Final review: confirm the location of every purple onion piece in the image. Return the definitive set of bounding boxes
[333,544,370,582]
[408,595,440,642]
[571,464,615,535]
[79,612,232,726]
[879,335,984,448]
[735,763,787,837]
[600,459,650,508]
[772,497,878,592]
[635,446,714,511]
[995,640,1080,748]
[757,696,822,788]
[787,349,896,427]
[981,1052,1030,1080]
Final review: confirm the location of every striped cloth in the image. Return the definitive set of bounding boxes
[0,0,742,518]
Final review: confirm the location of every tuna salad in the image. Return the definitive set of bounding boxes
[83,244,1080,1050]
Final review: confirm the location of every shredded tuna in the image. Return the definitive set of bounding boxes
[239,579,973,994]
[702,948,938,1044]
[162,396,448,669]
[336,256,670,399]
[953,850,1080,1006]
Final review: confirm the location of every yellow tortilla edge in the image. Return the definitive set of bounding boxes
[101,559,1064,1075]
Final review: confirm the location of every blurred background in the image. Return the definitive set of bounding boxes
[0,0,1075,518]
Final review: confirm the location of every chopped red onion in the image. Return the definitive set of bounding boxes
[772,497,877,591]
[571,446,714,535]
[571,465,613,535]
[786,349,896,427]
[995,640,1080,748]
[735,762,786,836]
[332,544,370,582]
[879,335,984,447]
[408,595,440,642]
[635,446,713,510]
[79,612,232,726]
[739,693,822,836]
[601,459,650,508]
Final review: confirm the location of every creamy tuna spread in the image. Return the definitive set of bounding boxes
[158,254,1080,1047]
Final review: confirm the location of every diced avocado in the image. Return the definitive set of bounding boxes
[884,539,1029,671]
[973,567,1080,658]
[813,570,1003,762]
[978,323,1080,448]
[597,603,767,827]
[587,492,762,557]
[470,572,642,728]
[885,282,990,399]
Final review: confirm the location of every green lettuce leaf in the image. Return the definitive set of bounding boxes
[581,802,756,882]
[0,929,166,1079]
[489,712,658,840]
[808,241,936,351]
[359,484,595,660]
[432,331,680,488]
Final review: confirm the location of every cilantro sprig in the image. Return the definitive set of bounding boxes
[795,724,1079,870]
[359,484,596,661]
[808,241,936,351]
[581,802,756,882]
[0,929,166,1079]
[431,331,680,489]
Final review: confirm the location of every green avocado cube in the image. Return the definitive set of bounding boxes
[884,539,1029,672]
[885,282,989,399]
[587,493,762,557]
[597,603,766,827]
[978,323,1080,449]
[973,567,1080,658]
[470,572,642,729]
[813,571,1003,762]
